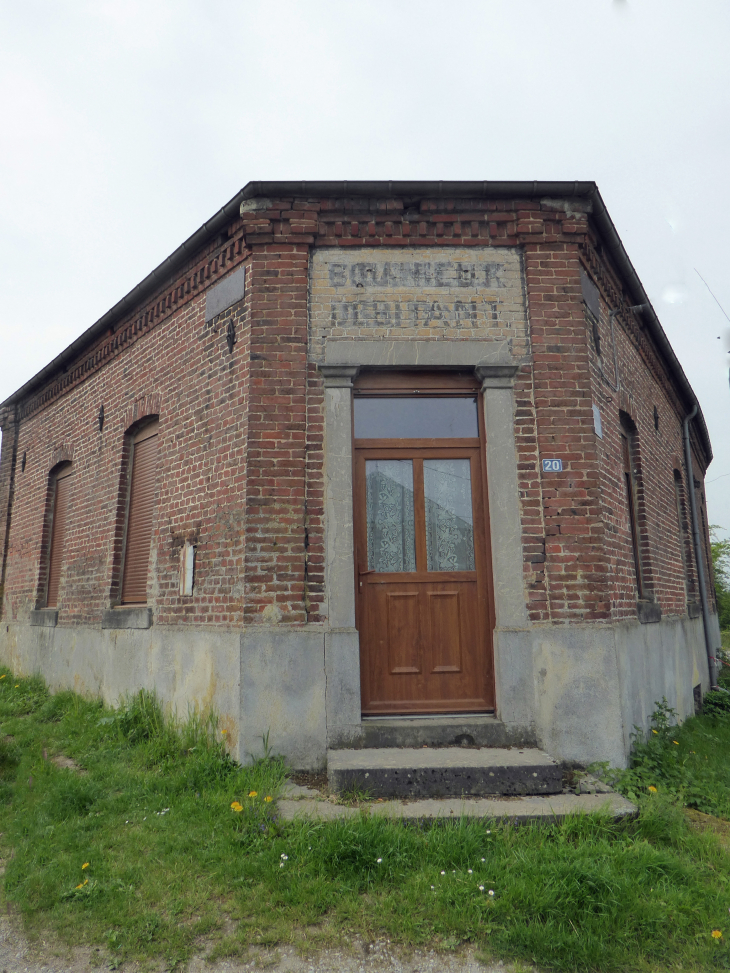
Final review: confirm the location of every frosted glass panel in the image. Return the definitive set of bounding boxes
[424,459,475,571]
[355,397,478,438]
[366,460,416,572]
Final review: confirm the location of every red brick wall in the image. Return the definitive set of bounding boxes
[0,191,712,632]
[0,261,253,627]
[580,237,712,620]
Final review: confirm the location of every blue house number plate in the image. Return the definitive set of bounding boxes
[542,459,563,472]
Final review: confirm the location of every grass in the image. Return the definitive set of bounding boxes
[2,668,730,972]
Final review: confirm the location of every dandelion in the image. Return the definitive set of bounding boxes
[14,685,19,688]
[248,791,258,798]
[441,871,446,875]
[488,890,495,896]
[221,730,227,735]
[481,858,485,862]
[486,830,491,834]
[478,885,485,892]
[648,786,658,793]
[75,883,83,889]
[0,675,5,680]
[264,796,273,802]
[230,801,243,813]
[281,854,288,860]
[468,869,473,874]
[376,858,382,863]
[712,930,723,939]
[431,885,435,890]
[82,862,89,869]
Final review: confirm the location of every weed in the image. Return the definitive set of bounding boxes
[337,782,373,805]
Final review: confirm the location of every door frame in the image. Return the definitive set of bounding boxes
[352,371,496,714]
[318,341,524,747]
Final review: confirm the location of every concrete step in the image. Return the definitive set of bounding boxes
[327,747,562,799]
[339,715,535,751]
[278,791,636,824]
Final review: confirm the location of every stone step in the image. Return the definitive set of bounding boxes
[278,791,636,824]
[327,747,562,799]
[338,715,535,751]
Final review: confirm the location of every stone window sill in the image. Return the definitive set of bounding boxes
[30,609,58,628]
[637,601,662,624]
[102,607,152,630]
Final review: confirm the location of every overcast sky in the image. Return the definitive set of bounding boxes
[1,0,729,536]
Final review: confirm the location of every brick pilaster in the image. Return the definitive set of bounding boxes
[242,242,311,623]
[522,211,611,622]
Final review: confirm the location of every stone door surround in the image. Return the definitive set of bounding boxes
[318,339,526,747]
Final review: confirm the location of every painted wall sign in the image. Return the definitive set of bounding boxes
[542,458,563,472]
[309,247,530,361]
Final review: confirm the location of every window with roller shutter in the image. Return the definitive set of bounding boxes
[121,420,159,605]
[46,465,73,609]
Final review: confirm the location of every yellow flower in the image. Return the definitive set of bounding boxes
[673,741,679,746]
[75,883,83,889]
[248,791,258,798]
[230,801,243,812]
[648,786,657,793]
[712,929,723,939]
[82,862,89,869]
[14,685,19,688]
[652,729,658,735]
[264,796,273,803]
[0,675,5,680]
[83,879,88,886]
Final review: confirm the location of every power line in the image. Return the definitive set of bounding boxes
[695,268,730,326]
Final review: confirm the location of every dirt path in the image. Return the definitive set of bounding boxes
[0,916,520,973]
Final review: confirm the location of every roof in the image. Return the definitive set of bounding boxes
[0,180,712,463]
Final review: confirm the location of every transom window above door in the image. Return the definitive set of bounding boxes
[354,397,478,439]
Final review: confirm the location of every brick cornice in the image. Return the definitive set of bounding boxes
[17,231,251,424]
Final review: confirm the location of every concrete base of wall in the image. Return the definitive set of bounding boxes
[0,612,714,772]
[495,613,712,768]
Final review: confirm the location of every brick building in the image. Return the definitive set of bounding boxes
[0,181,720,770]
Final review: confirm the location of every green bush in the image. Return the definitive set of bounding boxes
[703,688,730,719]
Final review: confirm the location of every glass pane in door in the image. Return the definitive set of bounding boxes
[365,460,416,572]
[424,459,475,571]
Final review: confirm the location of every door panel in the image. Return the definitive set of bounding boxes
[427,590,462,673]
[356,443,494,715]
[386,592,421,674]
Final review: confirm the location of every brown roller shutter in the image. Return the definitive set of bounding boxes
[121,423,159,604]
[47,469,72,608]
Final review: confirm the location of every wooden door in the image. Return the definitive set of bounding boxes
[353,382,495,715]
